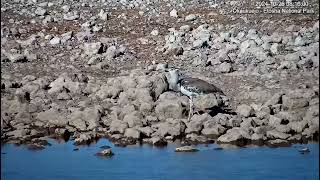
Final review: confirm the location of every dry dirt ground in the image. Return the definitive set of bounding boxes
[1,0,319,148]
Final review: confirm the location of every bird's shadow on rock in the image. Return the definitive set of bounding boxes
[206,106,237,117]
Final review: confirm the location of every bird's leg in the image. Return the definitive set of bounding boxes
[187,96,193,121]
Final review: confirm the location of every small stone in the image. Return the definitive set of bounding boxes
[50,37,61,45]
[95,149,114,157]
[298,147,310,154]
[270,43,279,54]
[151,29,159,36]
[62,5,70,12]
[294,35,306,46]
[170,9,178,17]
[27,143,45,151]
[185,14,197,21]
[61,31,73,43]
[98,9,108,20]
[35,7,47,16]
[156,63,168,71]
[217,62,232,73]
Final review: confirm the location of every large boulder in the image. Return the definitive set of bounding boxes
[109,120,128,134]
[48,74,82,94]
[201,122,226,138]
[236,104,254,117]
[96,85,122,99]
[6,129,30,139]
[74,133,97,145]
[155,94,184,121]
[152,119,186,138]
[217,127,251,146]
[282,89,315,110]
[193,94,224,110]
[150,74,168,100]
[266,129,290,140]
[124,128,141,139]
[68,107,102,131]
[123,111,143,128]
[185,114,211,134]
[138,126,154,137]
[36,108,68,126]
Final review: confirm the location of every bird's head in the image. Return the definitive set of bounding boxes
[165,68,180,91]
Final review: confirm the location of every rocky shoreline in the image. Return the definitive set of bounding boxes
[1,0,319,150]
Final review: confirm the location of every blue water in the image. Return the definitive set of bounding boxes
[1,139,319,180]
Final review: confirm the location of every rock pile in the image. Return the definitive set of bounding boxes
[1,66,318,148]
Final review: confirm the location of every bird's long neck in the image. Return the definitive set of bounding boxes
[169,71,180,91]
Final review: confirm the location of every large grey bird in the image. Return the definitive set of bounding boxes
[167,69,225,121]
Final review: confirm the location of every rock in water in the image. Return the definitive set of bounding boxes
[175,146,199,152]
[95,149,114,157]
[298,147,310,154]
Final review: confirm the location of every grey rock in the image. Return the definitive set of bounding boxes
[110,120,128,134]
[266,129,290,140]
[149,136,167,146]
[96,85,122,99]
[270,43,279,54]
[185,133,208,143]
[266,139,290,147]
[57,92,71,100]
[138,126,154,137]
[175,146,199,152]
[217,62,232,73]
[63,12,79,20]
[83,42,103,56]
[294,35,306,46]
[151,29,159,36]
[74,133,95,145]
[268,115,282,127]
[201,121,226,138]
[61,31,73,43]
[98,9,109,20]
[69,107,101,131]
[185,114,210,134]
[282,94,309,110]
[4,53,27,63]
[251,133,265,142]
[36,108,68,126]
[236,104,254,117]
[96,149,114,157]
[35,7,47,16]
[217,127,251,145]
[193,94,223,111]
[124,128,140,139]
[6,129,30,138]
[123,111,143,128]
[155,99,184,121]
[288,121,308,133]
[185,14,197,21]
[264,92,283,106]
[170,9,178,17]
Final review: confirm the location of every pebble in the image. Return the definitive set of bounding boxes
[35,7,47,16]
[49,37,61,45]
[185,14,197,21]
